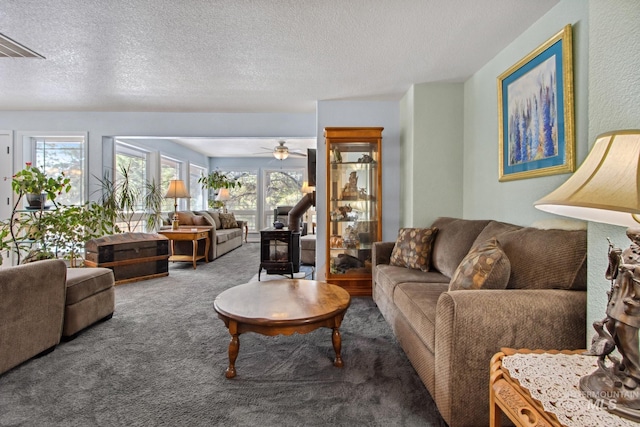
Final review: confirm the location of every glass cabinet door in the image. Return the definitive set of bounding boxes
[325,127,383,296]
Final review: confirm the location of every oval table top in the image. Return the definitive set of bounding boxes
[214,279,351,326]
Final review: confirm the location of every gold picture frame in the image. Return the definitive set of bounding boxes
[498,24,575,182]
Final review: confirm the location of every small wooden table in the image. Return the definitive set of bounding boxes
[158,228,210,269]
[213,279,351,378]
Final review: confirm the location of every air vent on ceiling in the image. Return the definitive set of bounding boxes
[0,33,44,58]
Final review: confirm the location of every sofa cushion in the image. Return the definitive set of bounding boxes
[390,227,438,271]
[430,217,493,279]
[448,238,511,291]
[65,267,114,305]
[394,282,449,354]
[219,213,238,229]
[176,211,195,225]
[375,264,449,301]
[192,215,208,226]
[195,210,221,229]
[472,221,587,290]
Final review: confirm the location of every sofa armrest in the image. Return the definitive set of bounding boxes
[0,259,67,375]
[372,241,395,267]
[433,289,586,426]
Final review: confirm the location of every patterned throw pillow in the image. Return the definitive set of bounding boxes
[219,213,238,229]
[448,238,511,291]
[389,227,438,271]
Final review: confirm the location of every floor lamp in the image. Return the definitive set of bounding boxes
[535,130,640,420]
[165,179,189,230]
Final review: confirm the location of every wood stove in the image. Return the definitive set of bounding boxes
[259,228,300,280]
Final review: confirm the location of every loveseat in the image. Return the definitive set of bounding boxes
[372,217,587,427]
[163,210,245,261]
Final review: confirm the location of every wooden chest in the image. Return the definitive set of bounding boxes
[85,232,170,285]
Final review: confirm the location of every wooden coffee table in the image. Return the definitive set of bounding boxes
[213,279,351,378]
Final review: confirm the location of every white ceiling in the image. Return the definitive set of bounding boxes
[1,0,559,156]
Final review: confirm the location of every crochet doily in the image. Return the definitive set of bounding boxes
[502,353,639,427]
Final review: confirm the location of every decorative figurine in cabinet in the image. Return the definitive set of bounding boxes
[324,127,382,296]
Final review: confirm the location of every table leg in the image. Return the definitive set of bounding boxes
[192,238,198,269]
[244,225,248,243]
[226,334,239,378]
[332,327,343,368]
[204,235,210,262]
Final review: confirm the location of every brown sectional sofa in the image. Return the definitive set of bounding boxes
[372,217,587,427]
[163,210,245,260]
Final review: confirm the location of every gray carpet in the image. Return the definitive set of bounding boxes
[0,243,446,426]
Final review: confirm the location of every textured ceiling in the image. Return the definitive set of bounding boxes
[0,0,559,113]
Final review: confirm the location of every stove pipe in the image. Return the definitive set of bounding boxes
[288,191,316,232]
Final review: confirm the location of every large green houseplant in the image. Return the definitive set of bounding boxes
[197,170,241,209]
[96,164,165,233]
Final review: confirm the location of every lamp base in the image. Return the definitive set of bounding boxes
[580,366,640,421]
[172,214,179,230]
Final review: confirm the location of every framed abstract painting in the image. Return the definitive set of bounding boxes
[498,24,575,182]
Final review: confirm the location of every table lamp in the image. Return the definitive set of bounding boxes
[165,179,189,230]
[535,130,640,420]
[215,188,230,213]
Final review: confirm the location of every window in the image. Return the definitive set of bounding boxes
[115,143,149,211]
[225,170,258,231]
[32,135,86,205]
[161,156,183,212]
[263,169,304,227]
[189,164,207,211]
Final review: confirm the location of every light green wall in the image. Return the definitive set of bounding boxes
[399,83,464,228]
[462,0,589,226]
[586,0,640,341]
[399,87,414,227]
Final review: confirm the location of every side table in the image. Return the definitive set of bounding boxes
[158,228,210,269]
[490,348,638,427]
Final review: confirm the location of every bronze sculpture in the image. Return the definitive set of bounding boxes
[581,228,640,420]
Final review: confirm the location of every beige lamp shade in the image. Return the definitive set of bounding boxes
[215,188,230,201]
[535,130,640,227]
[164,179,189,199]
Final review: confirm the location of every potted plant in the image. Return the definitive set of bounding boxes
[96,164,165,233]
[10,162,72,209]
[198,170,241,209]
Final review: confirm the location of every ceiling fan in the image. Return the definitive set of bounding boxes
[260,140,307,160]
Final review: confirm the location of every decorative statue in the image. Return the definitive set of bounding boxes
[341,171,359,200]
[581,228,640,419]
[335,204,352,219]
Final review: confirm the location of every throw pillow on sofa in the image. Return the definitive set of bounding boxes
[448,237,511,291]
[389,227,438,272]
[219,213,238,229]
[192,215,209,226]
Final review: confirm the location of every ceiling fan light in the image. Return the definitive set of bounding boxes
[273,144,289,160]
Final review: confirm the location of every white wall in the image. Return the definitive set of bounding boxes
[462,0,589,226]
[0,111,316,203]
[316,100,401,279]
[586,0,640,341]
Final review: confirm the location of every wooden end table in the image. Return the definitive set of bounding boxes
[213,279,351,378]
[158,227,211,269]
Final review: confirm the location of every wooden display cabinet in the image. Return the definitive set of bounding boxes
[324,127,382,296]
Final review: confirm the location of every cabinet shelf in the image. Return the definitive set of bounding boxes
[325,126,383,297]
